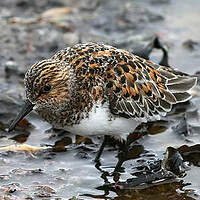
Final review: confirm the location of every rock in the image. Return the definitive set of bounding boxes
[162,147,188,176]
[4,60,25,78]
[183,39,199,50]
[11,168,43,175]
[33,185,56,198]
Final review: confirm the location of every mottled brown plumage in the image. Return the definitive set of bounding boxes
[22,43,196,131]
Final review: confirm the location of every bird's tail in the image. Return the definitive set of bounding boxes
[157,66,197,103]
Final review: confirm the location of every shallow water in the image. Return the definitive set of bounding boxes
[151,0,200,74]
[0,0,200,199]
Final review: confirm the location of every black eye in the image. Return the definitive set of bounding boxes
[43,85,52,93]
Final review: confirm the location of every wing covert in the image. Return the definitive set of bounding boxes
[105,53,196,122]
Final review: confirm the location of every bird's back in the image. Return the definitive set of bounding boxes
[51,42,197,124]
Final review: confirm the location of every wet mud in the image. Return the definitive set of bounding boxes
[0,0,200,199]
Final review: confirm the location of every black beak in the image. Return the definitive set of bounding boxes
[8,99,34,132]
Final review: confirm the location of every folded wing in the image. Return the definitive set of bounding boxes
[106,55,197,122]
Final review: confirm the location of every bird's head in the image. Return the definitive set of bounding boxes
[8,59,74,131]
[24,59,72,105]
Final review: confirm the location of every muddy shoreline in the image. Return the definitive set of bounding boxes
[0,0,200,199]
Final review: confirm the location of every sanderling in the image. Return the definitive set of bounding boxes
[9,42,197,171]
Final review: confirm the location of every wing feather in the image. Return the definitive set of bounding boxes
[106,52,197,121]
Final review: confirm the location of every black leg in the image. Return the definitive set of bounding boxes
[95,135,109,162]
[113,139,129,173]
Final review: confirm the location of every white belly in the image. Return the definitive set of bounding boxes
[64,103,140,140]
